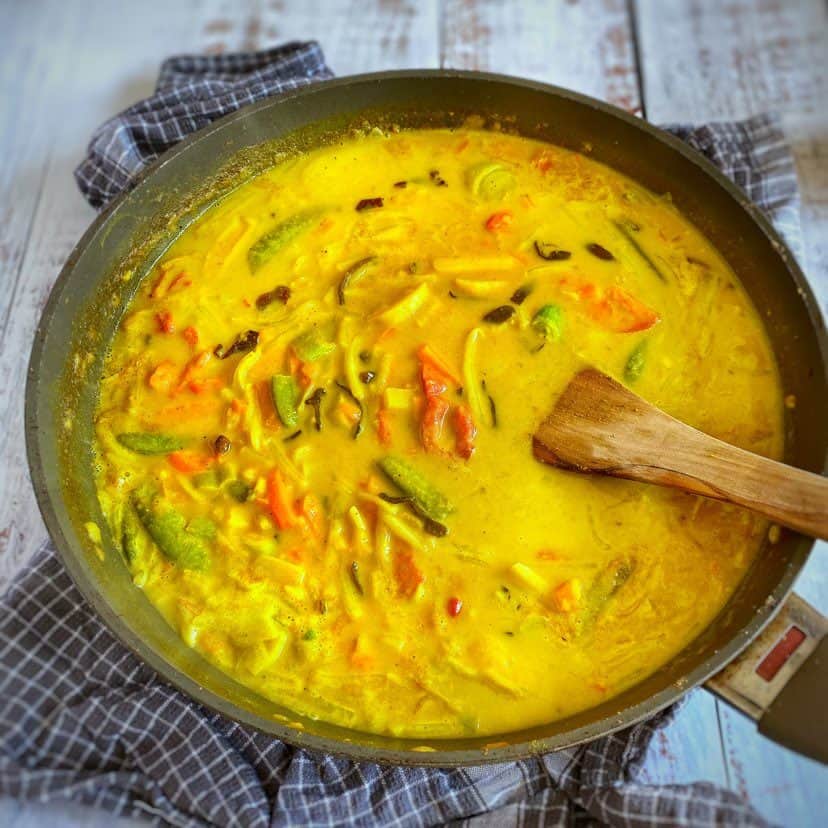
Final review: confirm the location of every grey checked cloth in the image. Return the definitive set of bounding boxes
[2,42,802,828]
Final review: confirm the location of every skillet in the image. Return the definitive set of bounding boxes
[25,70,828,765]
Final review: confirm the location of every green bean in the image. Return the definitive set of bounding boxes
[292,330,336,362]
[531,304,563,341]
[248,210,321,273]
[116,432,184,455]
[271,374,299,428]
[132,494,210,571]
[378,456,453,521]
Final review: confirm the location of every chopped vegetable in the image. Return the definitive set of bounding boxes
[453,404,476,460]
[335,381,364,438]
[301,493,326,539]
[271,374,300,428]
[117,432,184,455]
[586,242,614,261]
[418,344,461,385]
[132,493,210,571]
[248,211,320,273]
[168,450,214,474]
[305,387,326,431]
[383,387,414,410]
[482,305,515,324]
[379,284,430,326]
[624,339,648,382]
[214,435,231,455]
[377,407,392,445]
[447,597,463,617]
[466,162,516,199]
[393,550,424,599]
[552,579,582,613]
[421,395,449,453]
[182,326,199,347]
[532,304,564,341]
[337,256,377,305]
[293,330,336,362]
[420,361,450,398]
[379,493,449,537]
[178,350,212,388]
[534,241,571,261]
[582,285,660,333]
[121,507,144,564]
[575,559,635,633]
[509,562,548,593]
[254,556,305,586]
[255,285,291,309]
[215,329,259,360]
[485,211,513,232]
[453,278,509,298]
[156,310,175,333]
[266,469,297,529]
[463,327,493,429]
[378,456,452,521]
[147,361,179,393]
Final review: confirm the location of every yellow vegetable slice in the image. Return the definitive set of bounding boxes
[453,278,510,298]
[378,283,431,326]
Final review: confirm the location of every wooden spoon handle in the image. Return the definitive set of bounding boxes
[533,369,828,541]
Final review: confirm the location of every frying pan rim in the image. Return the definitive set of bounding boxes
[25,69,827,767]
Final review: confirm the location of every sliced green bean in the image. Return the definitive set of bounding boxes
[132,494,210,571]
[117,432,184,455]
[271,374,299,428]
[248,210,321,273]
[378,456,453,521]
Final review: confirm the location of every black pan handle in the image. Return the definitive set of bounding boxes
[705,592,827,764]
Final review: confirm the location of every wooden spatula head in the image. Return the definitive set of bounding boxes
[533,368,828,541]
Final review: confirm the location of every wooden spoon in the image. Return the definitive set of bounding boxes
[533,368,828,541]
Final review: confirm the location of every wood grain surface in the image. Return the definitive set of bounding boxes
[534,368,828,540]
[1,1,825,825]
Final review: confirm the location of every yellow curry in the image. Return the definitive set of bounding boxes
[94,128,783,738]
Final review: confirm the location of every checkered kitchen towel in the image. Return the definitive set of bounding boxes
[3,42,803,827]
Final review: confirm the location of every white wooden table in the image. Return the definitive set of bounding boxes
[1,1,826,825]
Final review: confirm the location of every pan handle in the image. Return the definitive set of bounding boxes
[704,592,827,764]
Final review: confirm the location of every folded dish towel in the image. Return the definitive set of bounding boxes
[3,42,802,828]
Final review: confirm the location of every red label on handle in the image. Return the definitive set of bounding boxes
[755,625,806,682]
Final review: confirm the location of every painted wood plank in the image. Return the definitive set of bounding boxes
[441,0,642,113]
[635,1,828,823]
[197,0,439,72]
[636,691,730,785]
[635,0,828,301]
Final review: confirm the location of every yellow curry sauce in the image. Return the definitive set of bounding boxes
[94,128,783,738]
